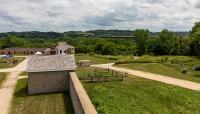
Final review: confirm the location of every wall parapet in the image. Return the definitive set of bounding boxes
[69,72,98,114]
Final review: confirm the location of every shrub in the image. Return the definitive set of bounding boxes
[181,68,187,74]
[109,57,118,60]
[89,52,95,56]
[181,65,188,74]
[193,66,200,71]
[169,59,179,64]
[161,57,168,62]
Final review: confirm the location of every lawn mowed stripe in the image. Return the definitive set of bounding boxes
[10,78,74,114]
[83,76,200,114]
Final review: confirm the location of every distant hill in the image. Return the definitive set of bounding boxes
[150,32,189,37]
[0,30,189,39]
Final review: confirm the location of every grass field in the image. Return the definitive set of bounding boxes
[0,72,7,86]
[0,57,25,69]
[83,75,200,114]
[75,55,200,114]
[10,78,74,114]
[75,54,128,65]
[116,55,200,83]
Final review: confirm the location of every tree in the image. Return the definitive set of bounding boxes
[2,35,26,48]
[159,29,180,55]
[146,38,162,55]
[94,42,105,54]
[102,42,116,55]
[190,22,200,56]
[133,29,149,56]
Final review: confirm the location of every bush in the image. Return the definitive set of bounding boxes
[169,59,179,64]
[181,68,187,74]
[161,57,168,62]
[193,66,200,71]
[89,52,95,56]
[108,57,118,60]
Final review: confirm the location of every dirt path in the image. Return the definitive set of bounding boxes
[91,63,200,91]
[0,58,28,114]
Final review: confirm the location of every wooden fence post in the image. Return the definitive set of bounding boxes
[112,70,113,75]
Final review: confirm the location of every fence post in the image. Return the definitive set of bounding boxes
[112,70,113,75]
[125,72,128,77]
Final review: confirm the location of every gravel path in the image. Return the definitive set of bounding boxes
[0,58,27,114]
[91,63,200,91]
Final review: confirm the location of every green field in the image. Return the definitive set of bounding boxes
[0,72,7,86]
[116,55,200,83]
[75,55,200,114]
[75,54,128,65]
[10,78,74,114]
[0,57,25,69]
[83,76,200,114]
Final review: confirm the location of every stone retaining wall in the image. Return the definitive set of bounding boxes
[69,72,98,114]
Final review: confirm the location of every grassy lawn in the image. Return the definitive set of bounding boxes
[75,55,200,114]
[0,57,25,69]
[10,78,74,114]
[0,72,7,86]
[75,54,129,65]
[116,55,200,83]
[83,76,200,114]
[19,72,28,76]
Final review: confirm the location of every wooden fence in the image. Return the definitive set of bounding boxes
[79,68,128,82]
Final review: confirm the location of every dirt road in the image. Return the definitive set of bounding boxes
[91,63,200,91]
[0,58,27,114]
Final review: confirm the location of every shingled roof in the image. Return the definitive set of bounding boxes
[27,55,76,72]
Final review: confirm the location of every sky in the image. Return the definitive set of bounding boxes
[0,0,200,32]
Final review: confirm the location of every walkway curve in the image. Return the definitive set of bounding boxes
[91,63,200,91]
[0,58,28,114]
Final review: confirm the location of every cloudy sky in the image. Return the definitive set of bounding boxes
[0,0,200,32]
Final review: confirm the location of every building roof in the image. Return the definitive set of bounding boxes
[27,55,76,72]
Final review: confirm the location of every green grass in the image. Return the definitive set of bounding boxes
[83,76,200,114]
[19,72,28,76]
[10,78,74,114]
[0,57,25,69]
[116,63,200,83]
[0,72,7,86]
[76,67,113,77]
[75,54,128,65]
[75,55,200,114]
[116,56,200,83]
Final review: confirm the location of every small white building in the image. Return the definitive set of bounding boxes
[55,42,75,55]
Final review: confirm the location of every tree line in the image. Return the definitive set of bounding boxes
[0,22,199,56]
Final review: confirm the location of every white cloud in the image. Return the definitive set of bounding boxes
[0,0,200,32]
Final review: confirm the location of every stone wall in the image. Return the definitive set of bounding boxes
[28,71,69,94]
[69,72,98,114]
